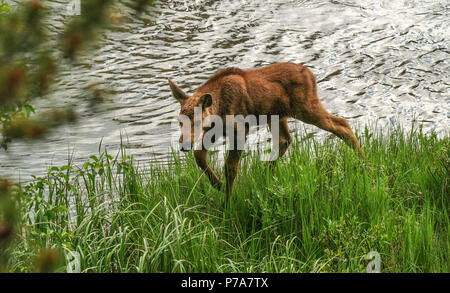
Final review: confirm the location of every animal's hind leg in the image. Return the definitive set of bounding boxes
[296,99,366,159]
[268,117,292,161]
[291,66,365,158]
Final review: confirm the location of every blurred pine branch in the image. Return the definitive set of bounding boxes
[0,0,153,148]
[0,0,153,272]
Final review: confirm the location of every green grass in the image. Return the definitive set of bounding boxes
[5,126,449,272]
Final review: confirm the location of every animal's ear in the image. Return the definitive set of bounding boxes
[198,93,213,109]
[168,78,187,102]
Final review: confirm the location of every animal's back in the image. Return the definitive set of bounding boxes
[199,62,308,91]
[247,62,309,87]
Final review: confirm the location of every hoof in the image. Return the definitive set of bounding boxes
[211,180,223,191]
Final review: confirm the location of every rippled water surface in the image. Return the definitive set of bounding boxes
[1,0,449,180]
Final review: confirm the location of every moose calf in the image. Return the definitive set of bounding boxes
[169,62,365,201]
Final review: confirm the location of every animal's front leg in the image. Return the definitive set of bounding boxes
[224,149,243,202]
[194,149,223,190]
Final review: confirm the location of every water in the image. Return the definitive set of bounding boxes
[1,0,449,182]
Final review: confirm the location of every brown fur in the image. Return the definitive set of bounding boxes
[169,62,365,201]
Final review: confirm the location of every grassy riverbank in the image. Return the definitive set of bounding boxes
[4,127,449,272]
